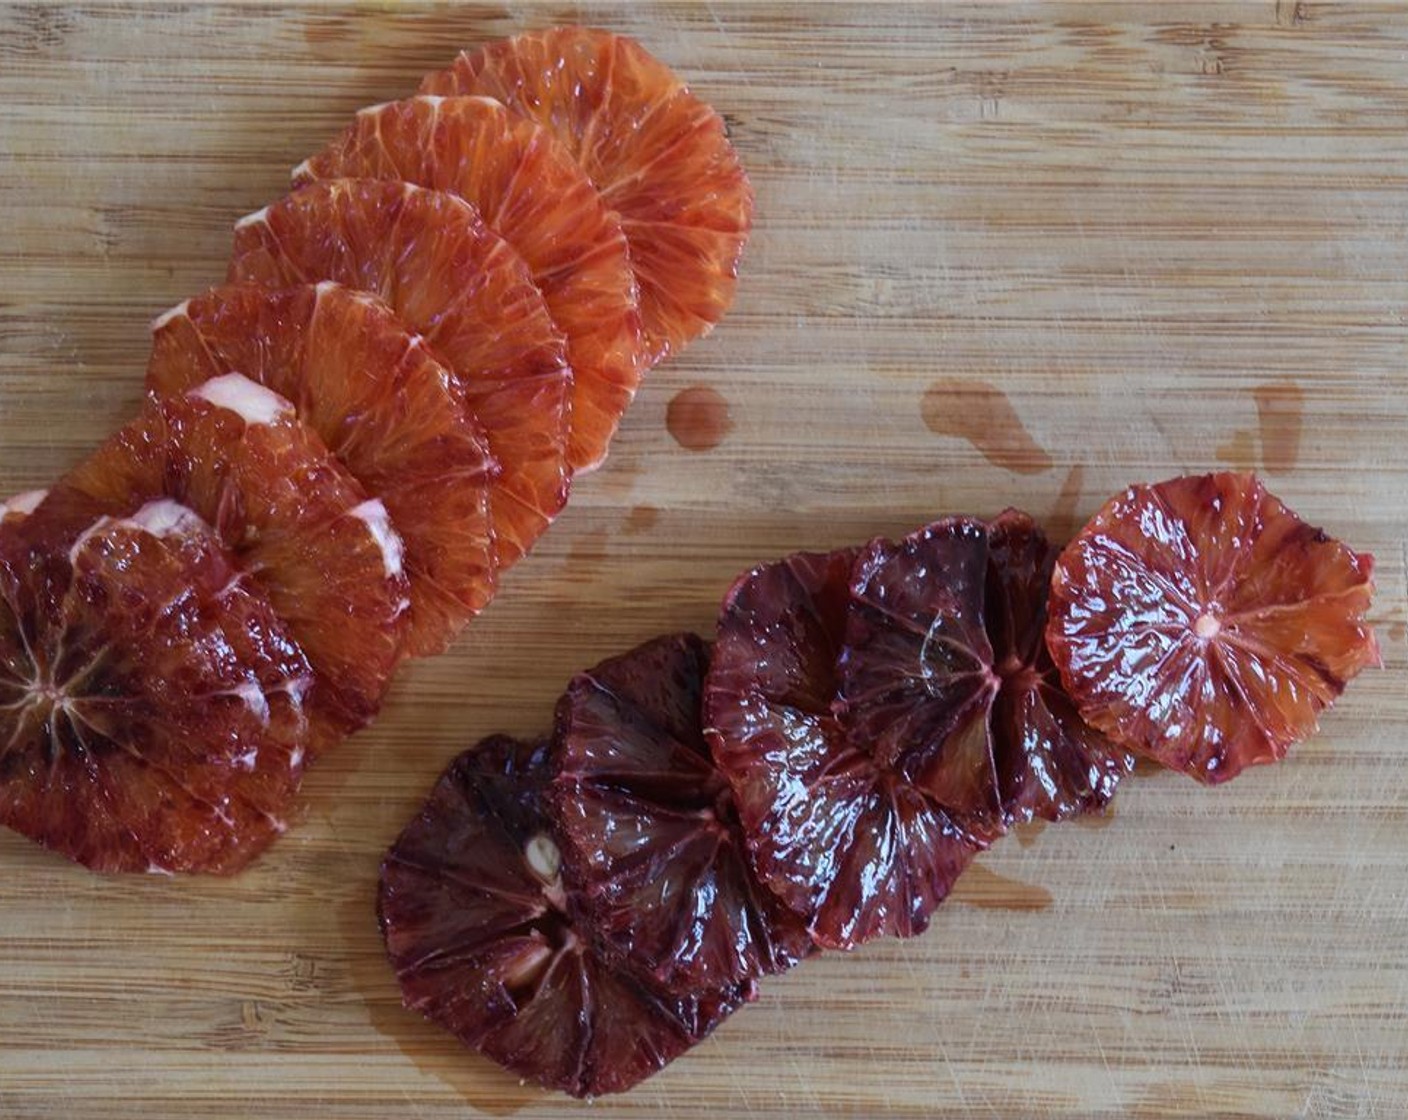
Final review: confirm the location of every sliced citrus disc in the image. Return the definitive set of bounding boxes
[421,27,753,363]
[552,633,810,995]
[839,511,1130,839]
[704,548,977,950]
[228,179,571,569]
[1046,472,1379,783]
[148,281,497,657]
[58,376,407,749]
[296,96,645,472]
[0,494,311,873]
[379,734,747,1098]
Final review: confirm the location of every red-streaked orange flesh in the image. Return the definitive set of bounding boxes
[1046,472,1378,784]
[57,380,408,753]
[148,281,497,657]
[228,178,572,572]
[296,96,644,472]
[421,27,753,364]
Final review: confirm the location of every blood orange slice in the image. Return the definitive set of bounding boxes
[1046,472,1378,783]
[839,511,1130,839]
[379,734,747,1098]
[422,27,754,363]
[0,494,310,873]
[147,282,496,657]
[228,179,571,570]
[552,633,810,996]
[704,549,977,949]
[58,377,407,749]
[295,96,645,472]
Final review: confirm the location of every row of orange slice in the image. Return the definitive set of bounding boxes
[0,26,755,875]
[710,472,1377,948]
[378,471,1377,1095]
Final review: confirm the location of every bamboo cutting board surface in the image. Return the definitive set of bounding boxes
[1,3,1407,1117]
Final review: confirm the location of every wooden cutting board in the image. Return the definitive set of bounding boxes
[1,3,1405,1117]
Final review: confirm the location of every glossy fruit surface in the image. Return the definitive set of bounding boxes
[148,281,496,656]
[60,378,407,748]
[983,511,1133,821]
[840,511,1130,839]
[705,548,977,949]
[379,734,746,1098]
[1046,472,1378,783]
[552,633,810,994]
[228,179,571,570]
[297,96,644,472]
[0,493,309,873]
[422,27,753,363]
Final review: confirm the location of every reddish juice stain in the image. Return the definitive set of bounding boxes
[1074,803,1117,830]
[1049,462,1087,544]
[951,863,1053,912]
[1253,380,1304,473]
[1013,818,1048,849]
[1388,622,1407,644]
[1131,756,1164,777]
[666,386,732,451]
[920,379,1053,475]
[1215,428,1258,473]
[623,505,660,534]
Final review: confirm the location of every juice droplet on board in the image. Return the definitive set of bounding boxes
[1074,803,1117,830]
[1049,463,1087,543]
[920,379,1053,475]
[623,505,660,534]
[1013,818,1048,848]
[1218,380,1304,474]
[1216,428,1258,472]
[666,386,733,451]
[1253,380,1304,474]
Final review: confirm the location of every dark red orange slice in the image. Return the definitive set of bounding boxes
[0,493,310,873]
[705,548,977,949]
[1046,472,1378,783]
[839,511,1130,839]
[58,377,407,750]
[379,734,747,1098]
[147,281,496,657]
[552,633,810,995]
[228,179,571,570]
[421,27,753,363]
[296,96,644,472]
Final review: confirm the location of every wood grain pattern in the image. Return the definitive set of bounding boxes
[2,3,1406,1117]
